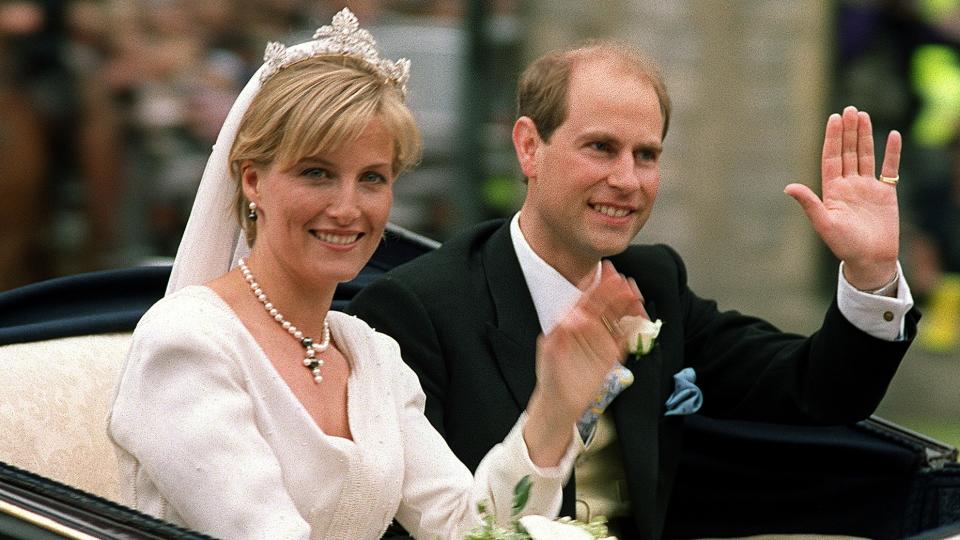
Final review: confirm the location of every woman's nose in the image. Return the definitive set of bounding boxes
[325,183,361,223]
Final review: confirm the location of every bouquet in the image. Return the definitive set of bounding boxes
[464,476,616,540]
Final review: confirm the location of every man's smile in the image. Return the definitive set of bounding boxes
[590,203,634,218]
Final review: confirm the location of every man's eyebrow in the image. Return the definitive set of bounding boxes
[634,141,663,154]
[577,129,617,142]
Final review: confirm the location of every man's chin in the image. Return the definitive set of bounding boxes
[592,234,638,258]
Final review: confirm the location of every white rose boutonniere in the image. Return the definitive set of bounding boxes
[619,316,662,356]
[465,476,616,540]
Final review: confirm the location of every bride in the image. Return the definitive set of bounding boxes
[107,8,644,540]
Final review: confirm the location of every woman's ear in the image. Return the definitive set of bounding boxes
[239,160,261,204]
[512,116,543,180]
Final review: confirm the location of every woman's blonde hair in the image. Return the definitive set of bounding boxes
[230,55,421,245]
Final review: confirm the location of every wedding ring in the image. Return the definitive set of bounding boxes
[600,314,619,336]
[878,174,899,185]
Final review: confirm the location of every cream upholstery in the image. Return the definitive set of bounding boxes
[0,332,132,502]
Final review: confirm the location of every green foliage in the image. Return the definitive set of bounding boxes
[465,478,613,539]
[511,475,532,516]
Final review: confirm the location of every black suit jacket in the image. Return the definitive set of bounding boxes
[348,219,918,539]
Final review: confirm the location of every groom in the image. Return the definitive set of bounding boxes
[349,40,918,539]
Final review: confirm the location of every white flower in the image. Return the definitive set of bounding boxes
[619,316,663,356]
[519,516,594,540]
[466,478,615,539]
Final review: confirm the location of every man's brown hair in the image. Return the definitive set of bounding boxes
[516,39,671,142]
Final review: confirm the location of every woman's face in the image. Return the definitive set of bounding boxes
[242,116,395,286]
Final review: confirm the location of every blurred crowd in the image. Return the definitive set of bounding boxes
[1,0,958,353]
[0,0,466,291]
[836,0,960,353]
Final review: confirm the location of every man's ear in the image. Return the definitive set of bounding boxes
[239,160,261,204]
[512,116,543,180]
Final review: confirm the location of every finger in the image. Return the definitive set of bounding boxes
[856,111,875,178]
[880,130,902,180]
[578,265,642,347]
[841,106,859,177]
[821,113,843,183]
[626,278,648,318]
[572,262,622,322]
[595,263,643,317]
[574,262,602,293]
[575,262,634,315]
[627,277,645,304]
[568,310,625,365]
[784,183,829,239]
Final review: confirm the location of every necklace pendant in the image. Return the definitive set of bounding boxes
[239,257,331,385]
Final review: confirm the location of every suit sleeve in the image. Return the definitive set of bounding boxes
[347,276,450,434]
[653,244,918,424]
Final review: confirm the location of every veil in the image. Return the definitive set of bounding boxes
[164,8,409,296]
[164,67,261,296]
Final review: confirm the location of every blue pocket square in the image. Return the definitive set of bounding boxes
[664,367,703,416]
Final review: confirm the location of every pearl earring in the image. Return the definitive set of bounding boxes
[247,201,258,221]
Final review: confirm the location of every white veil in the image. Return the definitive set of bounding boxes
[164,67,262,295]
[164,8,409,296]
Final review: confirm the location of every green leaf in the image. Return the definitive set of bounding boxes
[511,475,532,516]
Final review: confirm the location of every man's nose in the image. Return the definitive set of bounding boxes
[606,153,641,190]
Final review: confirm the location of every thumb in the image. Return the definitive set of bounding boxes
[784,183,828,233]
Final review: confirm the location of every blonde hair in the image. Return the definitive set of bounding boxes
[230,55,421,245]
[517,39,671,143]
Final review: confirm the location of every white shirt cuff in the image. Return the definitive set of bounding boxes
[836,261,914,342]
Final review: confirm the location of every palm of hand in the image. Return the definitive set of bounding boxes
[535,319,620,419]
[533,261,644,422]
[785,106,902,288]
[818,173,900,265]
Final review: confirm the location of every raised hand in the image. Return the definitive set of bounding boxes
[523,260,645,466]
[784,106,901,291]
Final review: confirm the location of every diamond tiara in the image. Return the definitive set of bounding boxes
[259,8,410,96]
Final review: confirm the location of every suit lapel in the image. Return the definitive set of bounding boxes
[480,223,542,410]
[609,254,667,537]
[613,302,663,452]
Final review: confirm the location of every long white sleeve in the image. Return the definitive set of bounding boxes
[390,348,578,539]
[108,294,311,540]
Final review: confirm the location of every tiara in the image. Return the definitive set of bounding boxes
[260,8,410,96]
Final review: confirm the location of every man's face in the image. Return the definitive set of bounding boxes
[516,59,664,283]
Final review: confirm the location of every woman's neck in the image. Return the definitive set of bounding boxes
[240,252,336,339]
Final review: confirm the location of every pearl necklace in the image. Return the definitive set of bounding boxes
[239,258,330,384]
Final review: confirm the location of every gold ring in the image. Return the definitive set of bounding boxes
[600,314,619,336]
[878,174,899,185]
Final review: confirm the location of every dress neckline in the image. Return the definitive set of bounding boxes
[182,285,359,448]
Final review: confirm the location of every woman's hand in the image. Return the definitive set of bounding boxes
[523,260,646,467]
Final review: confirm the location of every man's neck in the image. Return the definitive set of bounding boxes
[516,212,599,287]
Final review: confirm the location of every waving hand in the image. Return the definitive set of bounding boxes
[784,106,902,291]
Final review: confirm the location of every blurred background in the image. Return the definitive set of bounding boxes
[0,0,957,444]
